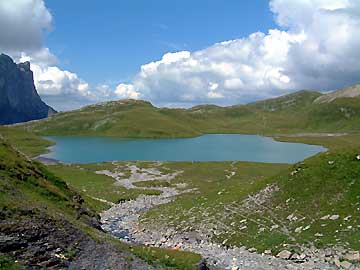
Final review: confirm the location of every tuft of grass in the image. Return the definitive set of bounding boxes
[0,256,23,270]
[131,246,200,270]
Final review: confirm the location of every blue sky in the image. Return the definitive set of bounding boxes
[45,0,276,86]
[1,0,359,110]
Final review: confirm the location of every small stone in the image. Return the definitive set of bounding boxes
[344,251,360,262]
[340,261,352,269]
[295,226,303,233]
[328,161,335,165]
[334,257,341,267]
[356,154,360,160]
[287,214,294,221]
[324,249,333,257]
[320,215,330,220]
[277,250,292,260]
[329,215,339,220]
[264,250,272,255]
[197,260,210,270]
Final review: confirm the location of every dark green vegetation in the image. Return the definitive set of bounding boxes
[0,256,22,270]
[0,138,201,269]
[23,85,360,138]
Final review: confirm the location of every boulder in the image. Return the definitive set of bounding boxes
[277,250,292,260]
[197,260,210,270]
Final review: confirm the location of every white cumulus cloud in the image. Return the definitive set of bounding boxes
[115,84,140,99]
[0,0,103,111]
[117,0,360,107]
[0,0,52,53]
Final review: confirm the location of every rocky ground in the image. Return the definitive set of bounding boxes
[99,164,358,270]
[0,208,154,270]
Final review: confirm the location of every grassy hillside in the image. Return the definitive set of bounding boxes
[0,126,53,157]
[23,100,204,138]
[22,87,360,138]
[0,138,201,269]
[141,148,360,254]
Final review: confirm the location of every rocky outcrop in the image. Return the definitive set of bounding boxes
[0,54,56,125]
[314,84,360,103]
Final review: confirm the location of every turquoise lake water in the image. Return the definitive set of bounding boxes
[42,134,326,164]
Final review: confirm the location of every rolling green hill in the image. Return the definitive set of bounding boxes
[23,84,360,138]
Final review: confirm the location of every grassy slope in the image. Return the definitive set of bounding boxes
[24,100,204,138]
[141,148,360,253]
[0,139,201,269]
[0,126,53,157]
[22,89,360,138]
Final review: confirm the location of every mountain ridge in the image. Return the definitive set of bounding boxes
[23,83,360,137]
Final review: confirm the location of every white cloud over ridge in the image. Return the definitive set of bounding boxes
[118,0,360,107]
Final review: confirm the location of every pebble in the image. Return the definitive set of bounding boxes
[329,215,339,220]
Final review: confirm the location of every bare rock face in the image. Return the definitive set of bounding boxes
[314,83,360,103]
[0,54,56,125]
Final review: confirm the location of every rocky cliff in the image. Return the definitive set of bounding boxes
[0,54,56,125]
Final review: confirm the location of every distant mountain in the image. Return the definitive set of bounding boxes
[23,83,360,137]
[0,54,56,125]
